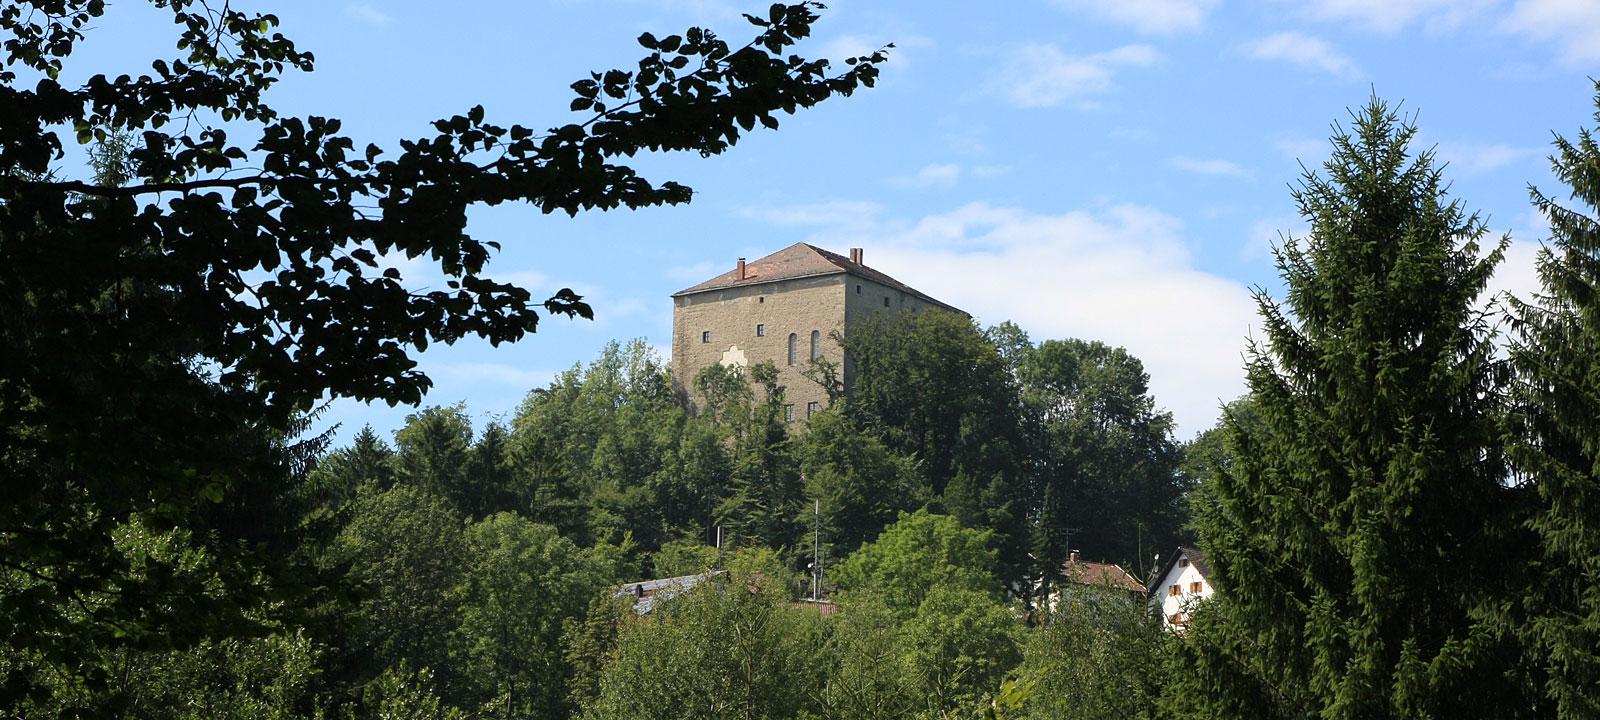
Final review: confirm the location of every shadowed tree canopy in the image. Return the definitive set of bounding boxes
[1018,338,1182,571]
[0,1,885,709]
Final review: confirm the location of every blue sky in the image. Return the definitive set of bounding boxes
[77,0,1600,444]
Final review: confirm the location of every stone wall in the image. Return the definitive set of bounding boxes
[672,274,848,422]
[672,270,952,425]
[842,275,949,390]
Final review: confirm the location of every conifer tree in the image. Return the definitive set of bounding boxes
[1509,82,1600,716]
[1180,97,1531,717]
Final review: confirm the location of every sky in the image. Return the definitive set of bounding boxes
[71,0,1600,444]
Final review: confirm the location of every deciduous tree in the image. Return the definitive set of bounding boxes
[1019,338,1182,571]
[0,1,886,703]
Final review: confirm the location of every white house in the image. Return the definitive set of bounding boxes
[1151,547,1213,632]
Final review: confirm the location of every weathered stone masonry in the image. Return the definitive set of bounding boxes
[671,243,962,422]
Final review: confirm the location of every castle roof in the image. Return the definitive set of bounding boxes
[671,242,962,313]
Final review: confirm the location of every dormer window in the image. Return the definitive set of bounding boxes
[1179,557,1189,568]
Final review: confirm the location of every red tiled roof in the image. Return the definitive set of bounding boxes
[1061,558,1147,593]
[672,242,962,314]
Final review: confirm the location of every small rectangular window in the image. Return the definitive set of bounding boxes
[1191,581,1202,593]
[784,404,795,422]
[1179,557,1189,567]
[856,284,861,294]
[883,296,890,307]
[1169,585,1180,597]
[807,401,820,418]
[756,323,765,337]
[758,296,764,303]
[701,330,710,343]
[1169,613,1182,624]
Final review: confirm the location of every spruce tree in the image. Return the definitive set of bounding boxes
[1180,97,1531,717]
[1510,82,1600,717]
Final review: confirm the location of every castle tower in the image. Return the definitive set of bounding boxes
[670,243,962,421]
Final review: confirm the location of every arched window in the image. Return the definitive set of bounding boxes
[787,333,798,366]
[810,330,820,360]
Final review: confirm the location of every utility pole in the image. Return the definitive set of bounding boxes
[812,499,820,602]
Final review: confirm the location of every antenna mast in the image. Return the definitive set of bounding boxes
[812,499,820,602]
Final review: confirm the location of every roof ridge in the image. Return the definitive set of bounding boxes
[670,242,962,314]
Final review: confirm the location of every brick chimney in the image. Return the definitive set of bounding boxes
[849,247,863,264]
[1069,551,1079,563]
[736,258,746,280]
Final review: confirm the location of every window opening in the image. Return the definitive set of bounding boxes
[810,330,820,360]
[701,330,710,343]
[756,323,765,337]
[787,333,798,365]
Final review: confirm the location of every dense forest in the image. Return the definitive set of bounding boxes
[9,0,1600,717]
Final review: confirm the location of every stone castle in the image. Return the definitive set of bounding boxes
[670,242,962,420]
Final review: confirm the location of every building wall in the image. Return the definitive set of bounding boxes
[1154,561,1213,630]
[671,274,848,421]
[840,275,947,389]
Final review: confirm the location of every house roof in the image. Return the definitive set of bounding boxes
[1152,547,1210,592]
[613,571,726,615]
[1061,556,1147,593]
[671,242,962,313]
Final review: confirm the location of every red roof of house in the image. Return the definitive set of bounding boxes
[1061,556,1147,593]
[672,242,962,314]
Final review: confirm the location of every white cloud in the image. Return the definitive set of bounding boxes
[1049,0,1221,34]
[372,247,436,288]
[888,162,961,189]
[346,4,390,26]
[747,200,1258,436]
[995,44,1162,109]
[1276,136,1330,164]
[1502,0,1600,64]
[1242,32,1359,78]
[1302,0,1495,33]
[1171,155,1253,177]
[1245,215,1309,261]
[1482,235,1545,319]
[1432,141,1538,175]
[739,200,886,231]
